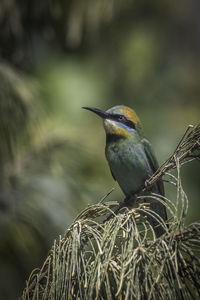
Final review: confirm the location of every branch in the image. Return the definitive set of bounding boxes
[143,124,200,191]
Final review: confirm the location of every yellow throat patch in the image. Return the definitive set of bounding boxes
[103,119,131,137]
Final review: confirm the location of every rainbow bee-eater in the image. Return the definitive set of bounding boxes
[83,105,167,237]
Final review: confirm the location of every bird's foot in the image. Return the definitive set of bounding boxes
[124,196,131,206]
[124,195,137,207]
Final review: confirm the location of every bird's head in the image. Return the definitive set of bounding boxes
[82,105,142,138]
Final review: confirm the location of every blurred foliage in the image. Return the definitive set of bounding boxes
[0,0,200,299]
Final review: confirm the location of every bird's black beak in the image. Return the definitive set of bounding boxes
[82,107,109,119]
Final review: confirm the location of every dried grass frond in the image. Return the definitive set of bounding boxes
[21,124,200,300]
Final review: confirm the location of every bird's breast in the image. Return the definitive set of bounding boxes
[106,140,152,196]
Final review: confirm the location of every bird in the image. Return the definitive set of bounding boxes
[82,105,167,237]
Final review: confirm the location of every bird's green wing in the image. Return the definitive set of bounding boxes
[110,168,116,181]
[142,138,165,196]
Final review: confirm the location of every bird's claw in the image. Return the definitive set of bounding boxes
[124,194,137,207]
[124,195,132,206]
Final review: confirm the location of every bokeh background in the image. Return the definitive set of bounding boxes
[0,1,200,298]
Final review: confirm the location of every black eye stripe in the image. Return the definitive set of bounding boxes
[124,119,136,129]
[108,114,136,130]
[113,114,125,121]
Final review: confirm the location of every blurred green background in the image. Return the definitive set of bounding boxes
[0,0,200,298]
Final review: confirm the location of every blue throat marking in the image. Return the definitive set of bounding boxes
[116,121,136,132]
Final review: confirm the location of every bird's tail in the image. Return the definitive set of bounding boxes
[139,194,168,238]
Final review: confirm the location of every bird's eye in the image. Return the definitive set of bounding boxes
[118,115,125,121]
